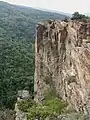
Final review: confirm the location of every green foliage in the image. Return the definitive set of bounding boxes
[0,39,34,109]
[0,1,66,40]
[17,100,37,112]
[18,98,68,120]
[0,1,67,109]
[43,98,68,113]
[71,12,90,20]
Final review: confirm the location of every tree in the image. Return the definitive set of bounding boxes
[0,1,67,109]
[71,12,89,20]
[0,39,35,109]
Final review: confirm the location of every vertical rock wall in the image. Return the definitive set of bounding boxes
[34,20,90,113]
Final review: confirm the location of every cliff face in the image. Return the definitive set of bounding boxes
[34,20,90,113]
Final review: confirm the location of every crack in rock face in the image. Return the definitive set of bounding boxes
[34,20,90,114]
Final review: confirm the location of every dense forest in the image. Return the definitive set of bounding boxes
[0,1,67,109]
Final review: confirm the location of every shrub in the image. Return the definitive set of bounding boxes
[71,12,90,20]
[18,98,68,120]
[17,100,37,112]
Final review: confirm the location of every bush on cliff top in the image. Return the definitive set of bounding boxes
[71,12,90,20]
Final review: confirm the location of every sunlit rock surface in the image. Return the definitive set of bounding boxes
[34,20,90,114]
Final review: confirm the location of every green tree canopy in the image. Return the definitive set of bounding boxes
[71,12,89,20]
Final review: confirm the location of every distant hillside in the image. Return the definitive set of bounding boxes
[0,1,68,109]
[37,7,72,17]
[0,1,67,40]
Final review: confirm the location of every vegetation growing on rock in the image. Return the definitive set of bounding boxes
[18,98,68,120]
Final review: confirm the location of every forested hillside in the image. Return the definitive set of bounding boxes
[0,1,67,109]
[0,1,66,40]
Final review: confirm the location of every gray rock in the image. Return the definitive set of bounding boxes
[18,90,30,100]
[15,90,30,120]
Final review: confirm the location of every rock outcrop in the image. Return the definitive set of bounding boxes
[15,90,30,120]
[34,20,90,114]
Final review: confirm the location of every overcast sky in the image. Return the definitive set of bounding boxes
[2,0,90,14]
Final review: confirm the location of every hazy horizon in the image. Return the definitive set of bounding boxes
[1,0,90,14]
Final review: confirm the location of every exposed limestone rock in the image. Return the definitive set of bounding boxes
[15,90,30,120]
[17,90,30,100]
[34,20,90,114]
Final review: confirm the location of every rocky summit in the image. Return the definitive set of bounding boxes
[34,20,90,114]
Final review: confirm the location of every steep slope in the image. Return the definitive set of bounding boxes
[34,20,90,114]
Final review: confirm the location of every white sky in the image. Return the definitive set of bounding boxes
[2,0,90,14]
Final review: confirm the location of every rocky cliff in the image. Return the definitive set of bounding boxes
[34,20,90,114]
